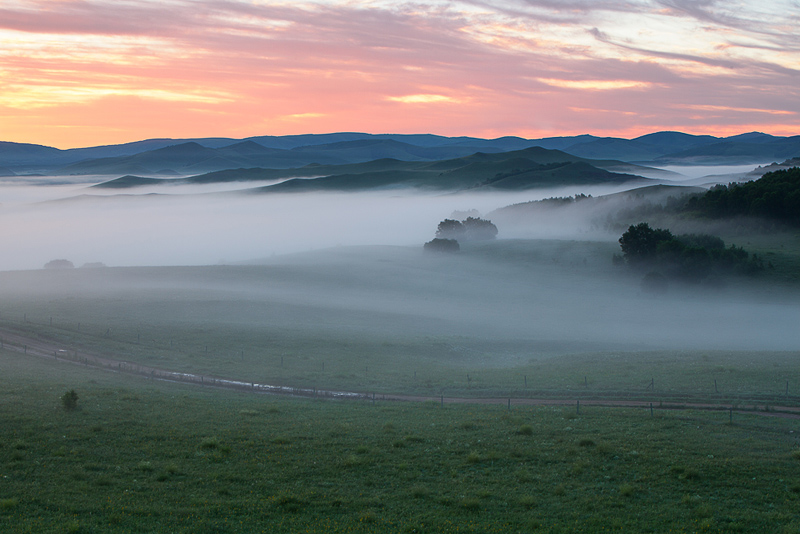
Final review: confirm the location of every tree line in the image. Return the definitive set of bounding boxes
[616,222,763,286]
[684,167,800,226]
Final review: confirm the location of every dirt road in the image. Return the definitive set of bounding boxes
[3,324,799,419]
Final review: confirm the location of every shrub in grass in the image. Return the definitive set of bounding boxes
[355,445,369,454]
[200,437,220,449]
[0,498,18,512]
[137,461,154,472]
[461,497,481,511]
[405,435,424,443]
[392,440,406,448]
[620,484,635,497]
[383,422,396,433]
[791,450,800,460]
[516,424,534,436]
[682,468,701,480]
[275,494,305,513]
[271,436,291,445]
[341,454,361,468]
[578,439,595,447]
[410,485,429,498]
[571,460,589,475]
[515,468,534,483]
[466,451,480,464]
[518,495,536,509]
[695,503,713,518]
[553,484,566,496]
[12,441,28,450]
[61,389,79,411]
[359,510,378,523]
[459,422,477,430]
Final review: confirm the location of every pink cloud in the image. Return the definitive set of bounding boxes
[0,0,797,148]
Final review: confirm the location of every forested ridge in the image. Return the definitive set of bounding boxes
[685,166,800,225]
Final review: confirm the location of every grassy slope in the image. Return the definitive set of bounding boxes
[0,242,797,401]
[2,350,800,533]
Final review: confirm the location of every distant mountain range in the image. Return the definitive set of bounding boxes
[1,131,797,177]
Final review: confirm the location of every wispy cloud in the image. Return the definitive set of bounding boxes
[0,0,797,147]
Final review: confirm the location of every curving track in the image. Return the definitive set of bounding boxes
[2,324,799,419]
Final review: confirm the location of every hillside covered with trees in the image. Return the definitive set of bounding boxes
[684,167,800,226]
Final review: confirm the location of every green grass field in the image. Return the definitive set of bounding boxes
[2,349,800,534]
[1,239,798,532]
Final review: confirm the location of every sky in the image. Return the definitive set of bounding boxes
[0,0,798,149]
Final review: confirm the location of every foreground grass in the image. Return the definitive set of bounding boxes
[2,351,800,533]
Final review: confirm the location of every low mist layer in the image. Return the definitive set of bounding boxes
[0,178,641,271]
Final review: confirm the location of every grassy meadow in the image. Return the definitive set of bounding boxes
[2,349,800,534]
[0,238,799,532]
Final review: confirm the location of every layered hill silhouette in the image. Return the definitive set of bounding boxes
[1,131,797,176]
[92,146,653,193]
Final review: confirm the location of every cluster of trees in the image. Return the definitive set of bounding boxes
[684,167,800,226]
[435,217,498,241]
[424,216,498,253]
[617,222,763,283]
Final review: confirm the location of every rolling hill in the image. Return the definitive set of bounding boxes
[93,146,653,193]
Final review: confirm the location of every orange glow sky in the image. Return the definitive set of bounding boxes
[1,0,798,148]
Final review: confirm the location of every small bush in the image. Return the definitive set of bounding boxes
[554,484,566,496]
[459,422,477,430]
[271,436,291,445]
[791,450,800,460]
[620,484,635,497]
[341,454,361,468]
[516,425,534,436]
[466,451,480,464]
[518,495,536,509]
[61,389,79,411]
[359,510,378,523]
[276,494,305,513]
[682,468,701,480]
[200,437,220,449]
[578,439,595,447]
[137,461,154,472]
[0,498,18,512]
[461,497,481,511]
[409,485,428,498]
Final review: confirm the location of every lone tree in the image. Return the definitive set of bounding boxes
[435,219,466,240]
[44,259,74,269]
[424,238,460,253]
